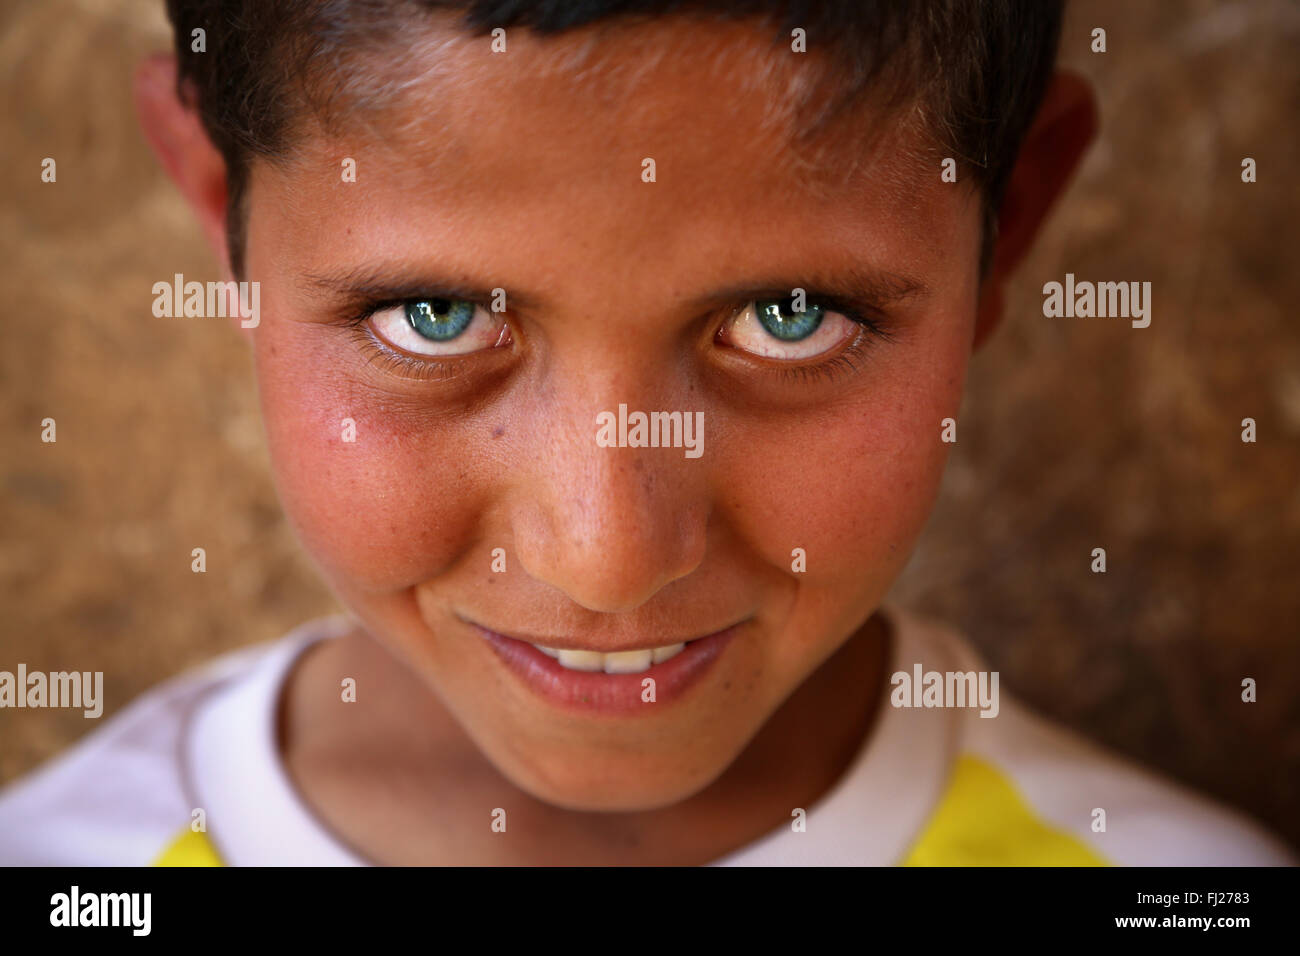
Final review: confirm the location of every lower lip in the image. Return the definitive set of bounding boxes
[475,624,739,715]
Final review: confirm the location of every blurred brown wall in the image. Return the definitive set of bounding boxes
[1,0,1297,847]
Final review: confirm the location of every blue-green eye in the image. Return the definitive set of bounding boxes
[406,298,475,341]
[369,298,507,357]
[720,296,860,361]
[754,297,825,342]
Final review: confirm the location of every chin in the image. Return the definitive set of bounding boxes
[494,743,734,813]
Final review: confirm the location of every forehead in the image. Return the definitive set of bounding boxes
[259,15,972,295]
[311,19,918,164]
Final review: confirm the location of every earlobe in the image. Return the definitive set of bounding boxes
[134,54,232,273]
[973,69,1100,350]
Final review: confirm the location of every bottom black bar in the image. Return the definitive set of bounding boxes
[3,865,1293,943]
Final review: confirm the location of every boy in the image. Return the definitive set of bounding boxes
[0,0,1292,865]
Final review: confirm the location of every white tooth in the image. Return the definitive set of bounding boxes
[537,646,561,658]
[603,649,653,674]
[556,649,605,672]
[652,643,685,664]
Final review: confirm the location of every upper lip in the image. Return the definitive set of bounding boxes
[462,616,745,653]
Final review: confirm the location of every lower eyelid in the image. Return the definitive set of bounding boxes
[771,338,871,384]
[352,326,468,382]
[714,317,884,385]
[349,312,521,385]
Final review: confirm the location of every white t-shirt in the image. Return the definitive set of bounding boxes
[0,605,1292,866]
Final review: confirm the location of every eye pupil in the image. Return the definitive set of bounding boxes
[406,298,475,340]
[755,297,824,341]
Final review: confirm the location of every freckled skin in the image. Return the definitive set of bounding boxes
[245,19,985,864]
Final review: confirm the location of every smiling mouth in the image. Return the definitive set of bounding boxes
[532,641,688,674]
[466,619,742,712]
[459,614,727,674]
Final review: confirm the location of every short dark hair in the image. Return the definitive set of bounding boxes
[164,0,1065,277]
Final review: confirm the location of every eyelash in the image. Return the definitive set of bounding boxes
[342,293,896,385]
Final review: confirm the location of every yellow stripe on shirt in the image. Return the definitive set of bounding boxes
[154,827,224,866]
[903,754,1110,866]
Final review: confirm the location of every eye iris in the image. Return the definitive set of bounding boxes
[755,298,824,341]
[406,298,474,341]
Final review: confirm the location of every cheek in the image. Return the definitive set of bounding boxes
[719,411,945,596]
[721,326,970,619]
[252,327,484,595]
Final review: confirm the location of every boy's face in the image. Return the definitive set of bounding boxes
[245,18,981,810]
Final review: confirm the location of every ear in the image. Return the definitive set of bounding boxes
[134,54,233,274]
[972,70,1099,350]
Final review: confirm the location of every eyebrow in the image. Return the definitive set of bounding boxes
[299,261,929,311]
[704,264,930,307]
[299,266,541,310]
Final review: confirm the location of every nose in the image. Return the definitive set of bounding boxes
[509,393,709,614]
